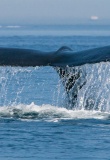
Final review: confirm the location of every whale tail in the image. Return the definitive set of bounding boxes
[0,46,110,108]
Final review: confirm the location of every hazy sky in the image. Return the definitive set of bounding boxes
[0,0,110,25]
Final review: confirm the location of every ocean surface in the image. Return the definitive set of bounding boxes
[0,25,110,160]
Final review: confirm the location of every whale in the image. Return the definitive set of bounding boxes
[0,45,110,108]
[0,46,110,67]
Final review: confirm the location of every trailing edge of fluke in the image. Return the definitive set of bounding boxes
[0,46,110,67]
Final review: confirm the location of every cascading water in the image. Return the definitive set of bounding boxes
[57,62,110,112]
[0,66,61,106]
[0,62,110,120]
[76,62,110,112]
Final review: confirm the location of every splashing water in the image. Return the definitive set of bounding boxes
[77,62,110,111]
[0,66,40,106]
[0,102,110,121]
[58,62,110,112]
[0,66,62,106]
[0,62,110,121]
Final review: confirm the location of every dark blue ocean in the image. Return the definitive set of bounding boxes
[0,25,110,160]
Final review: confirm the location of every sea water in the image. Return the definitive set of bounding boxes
[0,25,110,160]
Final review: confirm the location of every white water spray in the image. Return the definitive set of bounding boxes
[0,63,110,121]
[59,62,110,112]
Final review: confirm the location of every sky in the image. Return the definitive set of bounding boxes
[0,0,110,25]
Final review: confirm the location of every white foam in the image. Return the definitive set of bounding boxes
[0,102,109,121]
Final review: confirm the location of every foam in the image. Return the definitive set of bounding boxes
[0,102,109,121]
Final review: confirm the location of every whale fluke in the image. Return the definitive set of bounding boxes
[0,46,110,108]
[0,46,110,67]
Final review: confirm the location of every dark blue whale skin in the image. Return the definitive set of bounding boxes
[0,46,110,67]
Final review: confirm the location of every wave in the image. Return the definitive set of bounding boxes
[6,25,21,28]
[0,102,110,122]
